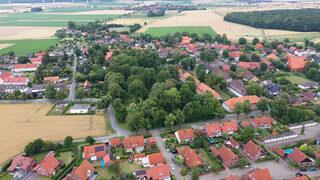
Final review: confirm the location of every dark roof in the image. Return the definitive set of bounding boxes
[264,84,280,94]
[135,169,147,176]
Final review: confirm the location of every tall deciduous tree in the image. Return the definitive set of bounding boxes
[257,98,268,114]
[243,99,252,117]
[45,85,56,100]
[75,87,85,100]
[234,102,243,117]
[164,113,175,129]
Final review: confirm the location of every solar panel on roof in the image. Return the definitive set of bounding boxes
[95,146,105,152]
[135,170,147,176]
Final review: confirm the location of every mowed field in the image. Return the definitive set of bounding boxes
[137,9,320,42]
[0,104,108,165]
[0,39,61,55]
[144,26,217,37]
[0,26,60,40]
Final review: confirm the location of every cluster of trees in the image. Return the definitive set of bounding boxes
[303,61,320,82]
[224,9,320,32]
[147,9,165,17]
[97,50,226,132]
[31,7,43,12]
[270,95,315,124]
[4,90,31,101]
[45,85,68,101]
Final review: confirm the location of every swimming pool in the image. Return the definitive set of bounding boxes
[284,149,293,154]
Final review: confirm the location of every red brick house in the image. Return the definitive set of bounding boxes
[33,155,60,176]
[243,140,266,160]
[175,128,195,143]
[67,160,95,180]
[7,156,37,173]
[287,148,313,167]
[220,121,238,135]
[217,145,239,167]
[83,144,106,162]
[178,146,204,168]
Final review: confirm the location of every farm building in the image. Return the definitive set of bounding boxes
[70,104,90,114]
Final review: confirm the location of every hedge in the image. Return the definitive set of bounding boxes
[53,159,77,180]
[1,159,12,173]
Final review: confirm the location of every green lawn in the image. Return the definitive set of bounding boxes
[56,152,73,164]
[0,173,13,180]
[0,39,60,55]
[45,8,106,13]
[95,166,117,180]
[144,26,217,37]
[216,89,232,100]
[0,13,121,27]
[284,74,313,84]
[30,152,47,162]
[119,162,144,174]
[198,149,215,167]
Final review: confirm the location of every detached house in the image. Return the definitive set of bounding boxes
[7,156,36,173]
[204,123,222,138]
[175,128,194,143]
[220,121,238,135]
[216,145,239,167]
[223,96,260,112]
[44,76,59,83]
[110,138,121,147]
[288,56,307,71]
[243,140,266,160]
[244,168,272,180]
[146,164,171,180]
[237,62,260,70]
[177,146,204,168]
[251,117,277,129]
[67,160,95,180]
[287,148,313,167]
[14,63,38,72]
[227,80,247,97]
[83,144,106,162]
[33,154,60,176]
[138,152,165,167]
[123,136,145,153]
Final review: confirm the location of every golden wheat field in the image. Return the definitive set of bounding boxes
[0,26,60,40]
[0,104,107,165]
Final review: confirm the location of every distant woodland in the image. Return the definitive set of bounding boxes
[224,9,320,32]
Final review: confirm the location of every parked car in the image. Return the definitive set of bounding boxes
[172,157,176,163]
[170,164,175,170]
[245,164,253,168]
[172,149,178,154]
[309,167,316,171]
[300,168,307,172]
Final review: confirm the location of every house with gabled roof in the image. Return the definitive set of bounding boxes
[67,160,95,180]
[180,72,200,85]
[243,140,266,160]
[237,62,260,70]
[220,121,238,135]
[243,168,272,180]
[298,82,319,90]
[123,136,145,153]
[288,56,307,71]
[255,43,264,50]
[31,57,42,64]
[138,152,165,167]
[33,154,60,176]
[196,83,221,99]
[7,155,37,173]
[14,63,38,72]
[146,164,171,180]
[227,80,247,97]
[250,117,277,129]
[204,123,222,138]
[287,148,313,167]
[274,146,287,158]
[216,145,239,167]
[44,76,59,83]
[223,96,260,112]
[177,146,204,168]
[175,128,194,143]
[226,138,240,149]
[83,144,106,162]
[110,138,121,147]
[288,176,308,180]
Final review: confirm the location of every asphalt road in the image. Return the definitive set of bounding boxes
[68,54,77,101]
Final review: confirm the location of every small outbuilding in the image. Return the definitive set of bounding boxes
[70,104,90,114]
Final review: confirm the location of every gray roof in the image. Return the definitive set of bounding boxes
[71,104,90,110]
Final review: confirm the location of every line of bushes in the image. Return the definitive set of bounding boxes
[0,159,12,174]
[53,159,77,180]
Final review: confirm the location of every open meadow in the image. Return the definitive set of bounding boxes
[0,39,61,55]
[0,103,109,165]
[144,26,217,37]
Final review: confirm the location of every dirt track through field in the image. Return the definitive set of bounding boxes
[0,104,107,165]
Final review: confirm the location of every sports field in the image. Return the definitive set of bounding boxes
[0,104,108,165]
[144,26,217,37]
[0,13,121,27]
[0,39,60,55]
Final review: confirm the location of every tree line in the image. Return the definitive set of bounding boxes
[224,9,320,32]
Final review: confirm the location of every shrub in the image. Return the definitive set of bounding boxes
[1,159,12,173]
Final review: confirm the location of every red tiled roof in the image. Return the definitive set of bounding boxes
[288,56,307,71]
[33,155,60,176]
[252,117,276,127]
[7,155,36,172]
[237,62,260,69]
[255,43,264,50]
[205,123,221,136]
[2,77,28,84]
[218,145,239,165]
[179,146,204,167]
[123,136,145,149]
[274,146,286,157]
[0,72,11,79]
[215,45,229,49]
[262,60,271,66]
[314,151,320,159]
[289,176,309,180]
[44,76,59,83]
[148,152,165,166]
[134,153,146,160]
[147,164,170,180]
[14,63,38,69]
[37,52,46,57]
[230,51,243,58]
[179,51,188,55]
[148,137,156,144]
[265,54,279,60]
[221,121,238,133]
[176,128,194,141]
[180,72,200,84]
[84,144,106,160]
[110,138,121,146]
[221,175,240,180]
[224,96,260,110]
[243,140,265,159]
[31,57,42,64]
[241,121,251,127]
[181,36,192,44]
[196,83,220,98]
[210,147,219,156]
[288,148,309,163]
[229,138,240,149]
[105,51,113,62]
[222,65,231,72]
[69,160,95,180]
[247,168,272,180]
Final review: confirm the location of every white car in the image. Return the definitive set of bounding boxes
[170,164,175,170]
[245,164,253,168]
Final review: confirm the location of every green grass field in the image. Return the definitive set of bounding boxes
[144,26,217,37]
[284,75,313,84]
[0,13,121,27]
[0,39,60,55]
[45,8,106,13]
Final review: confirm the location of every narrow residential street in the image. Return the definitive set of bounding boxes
[68,54,77,101]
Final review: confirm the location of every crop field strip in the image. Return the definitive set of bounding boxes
[144,26,217,37]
